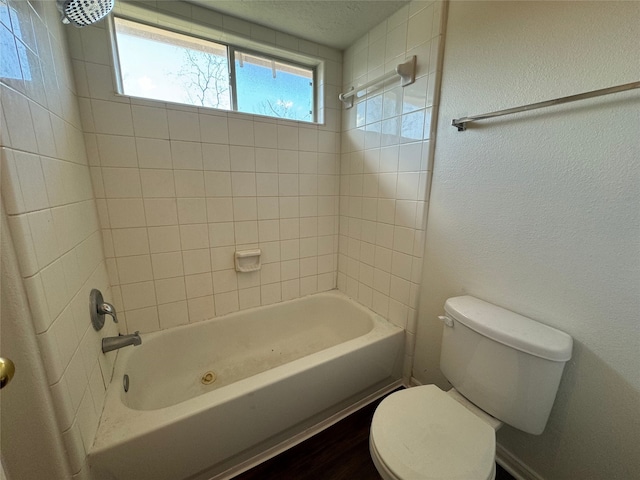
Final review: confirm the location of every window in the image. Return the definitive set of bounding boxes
[234,51,314,122]
[1,4,32,81]
[113,17,316,122]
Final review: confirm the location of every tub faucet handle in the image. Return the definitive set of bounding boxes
[90,289,119,331]
[98,301,118,323]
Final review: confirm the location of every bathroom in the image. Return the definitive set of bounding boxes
[1,0,638,479]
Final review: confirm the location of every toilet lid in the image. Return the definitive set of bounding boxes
[371,386,496,480]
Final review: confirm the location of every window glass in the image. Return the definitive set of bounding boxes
[0,5,31,81]
[234,51,314,122]
[114,17,231,110]
[113,18,316,122]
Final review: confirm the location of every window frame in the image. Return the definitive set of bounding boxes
[109,14,319,124]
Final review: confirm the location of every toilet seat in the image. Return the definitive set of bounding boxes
[370,385,496,480]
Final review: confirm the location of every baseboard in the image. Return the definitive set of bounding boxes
[496,443,544,480]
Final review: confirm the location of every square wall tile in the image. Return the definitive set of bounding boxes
[177,198,207,224]
[91,100,134,136]
[209,222,235,247]
[136,138,172,169]
[97,135,138,167]
[228,118,254,146]
[178,224,208,250]
[121,281,157,310]
[158,301,189,329]
[112,228,149,257]
[183,248,211,275]
[187,295,215,323]
[8,214,39,277]
[171,140,203,170]
[126,306,160,333]
[174,170,205,197]
[203,143,230,171]
[214,291,239,316]
[239,287,261,309]
[116,255,153,284]
[144,198,178,226]
[107,199,146,228]
[28,209,61,269]
[155,277,186,305]
[231,172,257,196]
[167,109,200,142]
[233,197,257,221]
[132,105,169,139]
[199,114,228,144]
[13,151,49,212]
[185,272,213,298]
[102,167,142,198]
[205,171,232,197]
[261,283,281,305]
[148,225,181,253]
[151,252,184,279]
[210,246,235,272]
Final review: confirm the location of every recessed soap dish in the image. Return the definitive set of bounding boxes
[235,249,261,273]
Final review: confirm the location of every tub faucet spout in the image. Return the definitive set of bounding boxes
[102,331,142,354]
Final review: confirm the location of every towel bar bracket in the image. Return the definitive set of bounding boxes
[397,55,417,87]
[339,56,417,109]
[339,87,355,109]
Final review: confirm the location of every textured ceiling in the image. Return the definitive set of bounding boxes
[188,1,410,50]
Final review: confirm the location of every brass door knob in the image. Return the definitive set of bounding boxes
[0,357,16,389]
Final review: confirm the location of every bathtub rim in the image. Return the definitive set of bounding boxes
[91,290,403,455]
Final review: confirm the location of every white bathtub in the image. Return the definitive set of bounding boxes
[89,291,404,480]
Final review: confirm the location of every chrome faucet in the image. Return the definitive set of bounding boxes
[97,301,118,324]
[90,289,119,331]
[102,331,142,354]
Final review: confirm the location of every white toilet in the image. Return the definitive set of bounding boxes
[370,295,573,480]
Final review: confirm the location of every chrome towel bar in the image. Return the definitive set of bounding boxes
[452,81,640,131]
[339,56,416,109]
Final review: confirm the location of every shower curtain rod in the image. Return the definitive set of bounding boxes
[451,80,640,131]
[339,56,416,109]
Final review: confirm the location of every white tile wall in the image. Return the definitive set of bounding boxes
[1,0,116,477]
[339,1,445,379]
[68,1,343,334]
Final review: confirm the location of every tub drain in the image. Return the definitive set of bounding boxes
[201,371,216,385]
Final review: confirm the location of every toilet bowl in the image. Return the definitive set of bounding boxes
[370,385,497,480]
[369,295,572,480]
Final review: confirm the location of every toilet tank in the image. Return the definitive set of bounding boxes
[439,296,572,435]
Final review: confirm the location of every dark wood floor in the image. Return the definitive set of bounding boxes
[234,391,515,480]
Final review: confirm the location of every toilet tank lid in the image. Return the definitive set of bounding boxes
[444,296,573,361]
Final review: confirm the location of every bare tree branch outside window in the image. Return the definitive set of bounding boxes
[255,98,311,120]
[173,49,231,109]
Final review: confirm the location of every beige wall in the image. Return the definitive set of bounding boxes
[415,1,640,478]
[68,1,343,334]
[1,0,116,477]
[339,1,444,378]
